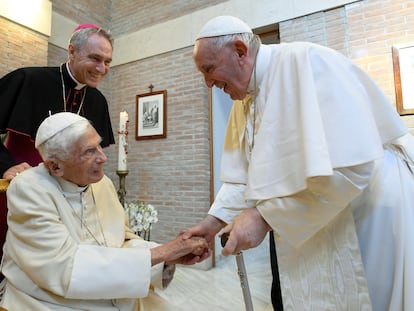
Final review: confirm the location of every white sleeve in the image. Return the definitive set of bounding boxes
[208,183,255,224]
[257,162,374,248]
[66,239,162,299]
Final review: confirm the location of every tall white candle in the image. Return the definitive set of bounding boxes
[118,111,129,171]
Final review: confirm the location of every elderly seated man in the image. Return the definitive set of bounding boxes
[0,112,209,310]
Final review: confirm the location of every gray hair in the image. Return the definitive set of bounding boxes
[69,27,114,50]
[37,119,91,161]
[205,32,261,55]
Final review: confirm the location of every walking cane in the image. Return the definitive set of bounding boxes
[221,232,254,311]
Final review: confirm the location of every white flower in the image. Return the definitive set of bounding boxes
[124,200,158,238]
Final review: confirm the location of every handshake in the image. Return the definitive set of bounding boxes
[150,234,211,267]
[150,207,269,269]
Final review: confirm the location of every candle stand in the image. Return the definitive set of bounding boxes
[116,170,128,207]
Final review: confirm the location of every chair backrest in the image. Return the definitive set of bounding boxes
[0,180,8,193]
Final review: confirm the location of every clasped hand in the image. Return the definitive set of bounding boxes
[152,235,210,266]
[181,208,271,256]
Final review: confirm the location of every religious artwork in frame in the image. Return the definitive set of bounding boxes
[392,43,414,115]
[135,89,167,140]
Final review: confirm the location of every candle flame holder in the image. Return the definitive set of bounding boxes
[116,170,128,206]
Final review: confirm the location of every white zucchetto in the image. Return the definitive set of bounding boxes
[35,112,87,148]
[196,15,252,40]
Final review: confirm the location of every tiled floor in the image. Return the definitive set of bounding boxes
[142,235,273,311]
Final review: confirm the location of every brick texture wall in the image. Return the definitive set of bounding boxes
[280,0,414,130]
[106,47,211,242]
[0,17,48,77]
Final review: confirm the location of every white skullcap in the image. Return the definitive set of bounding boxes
[35,112,87,148]
[196,15,252,40]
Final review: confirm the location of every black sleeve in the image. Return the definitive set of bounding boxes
[0,141,16,177]
[0,68,26,133]
[0,69,24,177]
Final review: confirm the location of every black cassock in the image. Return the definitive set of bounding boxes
[0,64,115,175]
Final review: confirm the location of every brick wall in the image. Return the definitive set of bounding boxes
[279,8,349,54]
[348,0,414,129]
[0,17,48,77]
[106,47,211,242]
[280,0,414,130]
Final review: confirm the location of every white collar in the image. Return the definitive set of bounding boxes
[65,62,87,90]
[57,176,88,194]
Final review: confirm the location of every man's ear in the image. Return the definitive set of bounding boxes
[44,159,64,177]
[234,40,248,59]
[68,44,76,61]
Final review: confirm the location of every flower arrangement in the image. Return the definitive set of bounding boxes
[124,200,158,241]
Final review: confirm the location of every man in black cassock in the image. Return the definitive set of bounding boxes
[0,23,115,179]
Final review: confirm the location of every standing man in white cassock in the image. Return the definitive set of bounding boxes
[182,15,414,311]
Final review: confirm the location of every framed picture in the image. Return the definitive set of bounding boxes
[135,90,167,140]
[392,43,414,115]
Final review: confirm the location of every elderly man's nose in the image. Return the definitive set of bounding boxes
[96,146,107,162]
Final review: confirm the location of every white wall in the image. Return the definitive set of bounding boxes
[0,0,51,36]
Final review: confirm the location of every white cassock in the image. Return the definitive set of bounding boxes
[1,164,165,311]
[210,42,414,311]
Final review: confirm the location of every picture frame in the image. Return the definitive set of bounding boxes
[135,90,167,140]
[392,43,414,115]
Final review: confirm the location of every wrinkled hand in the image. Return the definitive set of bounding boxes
[152,236,210,266]
[180,215,225,244]
[3,162,31,181]
[220,208,271,256]
[168,247,211,266]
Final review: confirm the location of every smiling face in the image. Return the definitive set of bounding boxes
[68,33,113,88]
[193,38,253,100]
[55,125,107,186]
